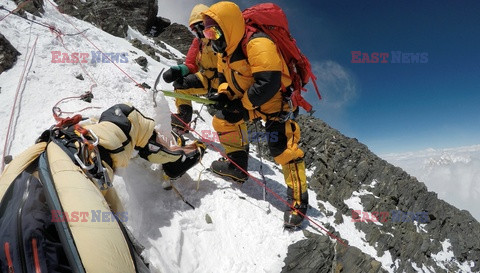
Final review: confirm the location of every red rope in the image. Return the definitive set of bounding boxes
[46,0,146,92]
[43,0,347,247]
[1,36,38,172]
[48,22,98,95]
[43,12,100,124]
[187,126,348,247]
[58,41,98,94]
[0,0,31,22]
[52,95,102,122]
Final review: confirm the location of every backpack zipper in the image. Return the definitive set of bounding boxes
[31,238,42,273]
[4,242,14,273]
[17,177,31,273]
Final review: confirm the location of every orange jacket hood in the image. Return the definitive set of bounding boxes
[189,4,209,26]
[202,1,245,56]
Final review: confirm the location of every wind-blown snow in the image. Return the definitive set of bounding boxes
[382,145,480,221]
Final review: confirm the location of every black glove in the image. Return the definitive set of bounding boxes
[226,99,244,113]
[163,65,188,83]
[208,92,229,110]
[226,99,249,121]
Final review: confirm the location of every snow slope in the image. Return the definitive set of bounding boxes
[382,145,480,222]
[0,2,307,272]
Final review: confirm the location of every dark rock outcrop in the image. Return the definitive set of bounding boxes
[333,242,388,273]
[281,115,480,272]
[157,23,194,55]
[135,56,148,71]
[13,0,44,16]
[51,0,193,55]
[283,230,388,273]
[130,39,159,62]
[0,34,20,74]
[53,0,167,38]
[282,231,335,273]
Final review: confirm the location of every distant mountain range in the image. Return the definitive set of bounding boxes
[382,145,480,222]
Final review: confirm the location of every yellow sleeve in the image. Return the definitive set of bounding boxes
[247,37,283,74]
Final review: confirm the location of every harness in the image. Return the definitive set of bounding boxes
[37,113,113,190]
[200,68,218,94]
[198,40,219,94]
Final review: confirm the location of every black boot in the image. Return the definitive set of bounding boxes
[162,142,206,179]
[171,104,193,135]
[284,190,309,229]
[211,150,248,183]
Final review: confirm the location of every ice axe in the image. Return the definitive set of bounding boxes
[152,68,165,107]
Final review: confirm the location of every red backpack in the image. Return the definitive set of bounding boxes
[241,3,321,113]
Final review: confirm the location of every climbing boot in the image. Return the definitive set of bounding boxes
[284,191,309,229]
[171,104,193,135]
[162,141,206,179]
[162,174,173,190]
[282,159,308,229]
[211,150,248,183]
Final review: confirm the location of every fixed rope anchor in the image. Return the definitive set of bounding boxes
[80,92,94,103]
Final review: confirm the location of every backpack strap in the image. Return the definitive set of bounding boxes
[241,27,293,88]
[240,25,255,57]
[300,55,322,100]
[240,26,273,59]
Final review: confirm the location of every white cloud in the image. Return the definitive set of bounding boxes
[302,61,358,131]
[311,60,358,110]
[383,145,480,222]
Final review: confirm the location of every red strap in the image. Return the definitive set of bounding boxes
[309,71,322,100]
[55,114,83,128]
[240,25,257,57]
[291,91,312,112]
[73,123,89,136]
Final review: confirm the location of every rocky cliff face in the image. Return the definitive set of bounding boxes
[51,0,193,55]
[12,0,44,16]
[16,0,193,57]
[7,1,477,271]
[281,115,480,272]
[0,34,20,74]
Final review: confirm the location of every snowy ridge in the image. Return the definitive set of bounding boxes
[339,182,395,271]
[126,26,183,65]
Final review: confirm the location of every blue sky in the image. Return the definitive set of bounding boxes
[158,0,480,154]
